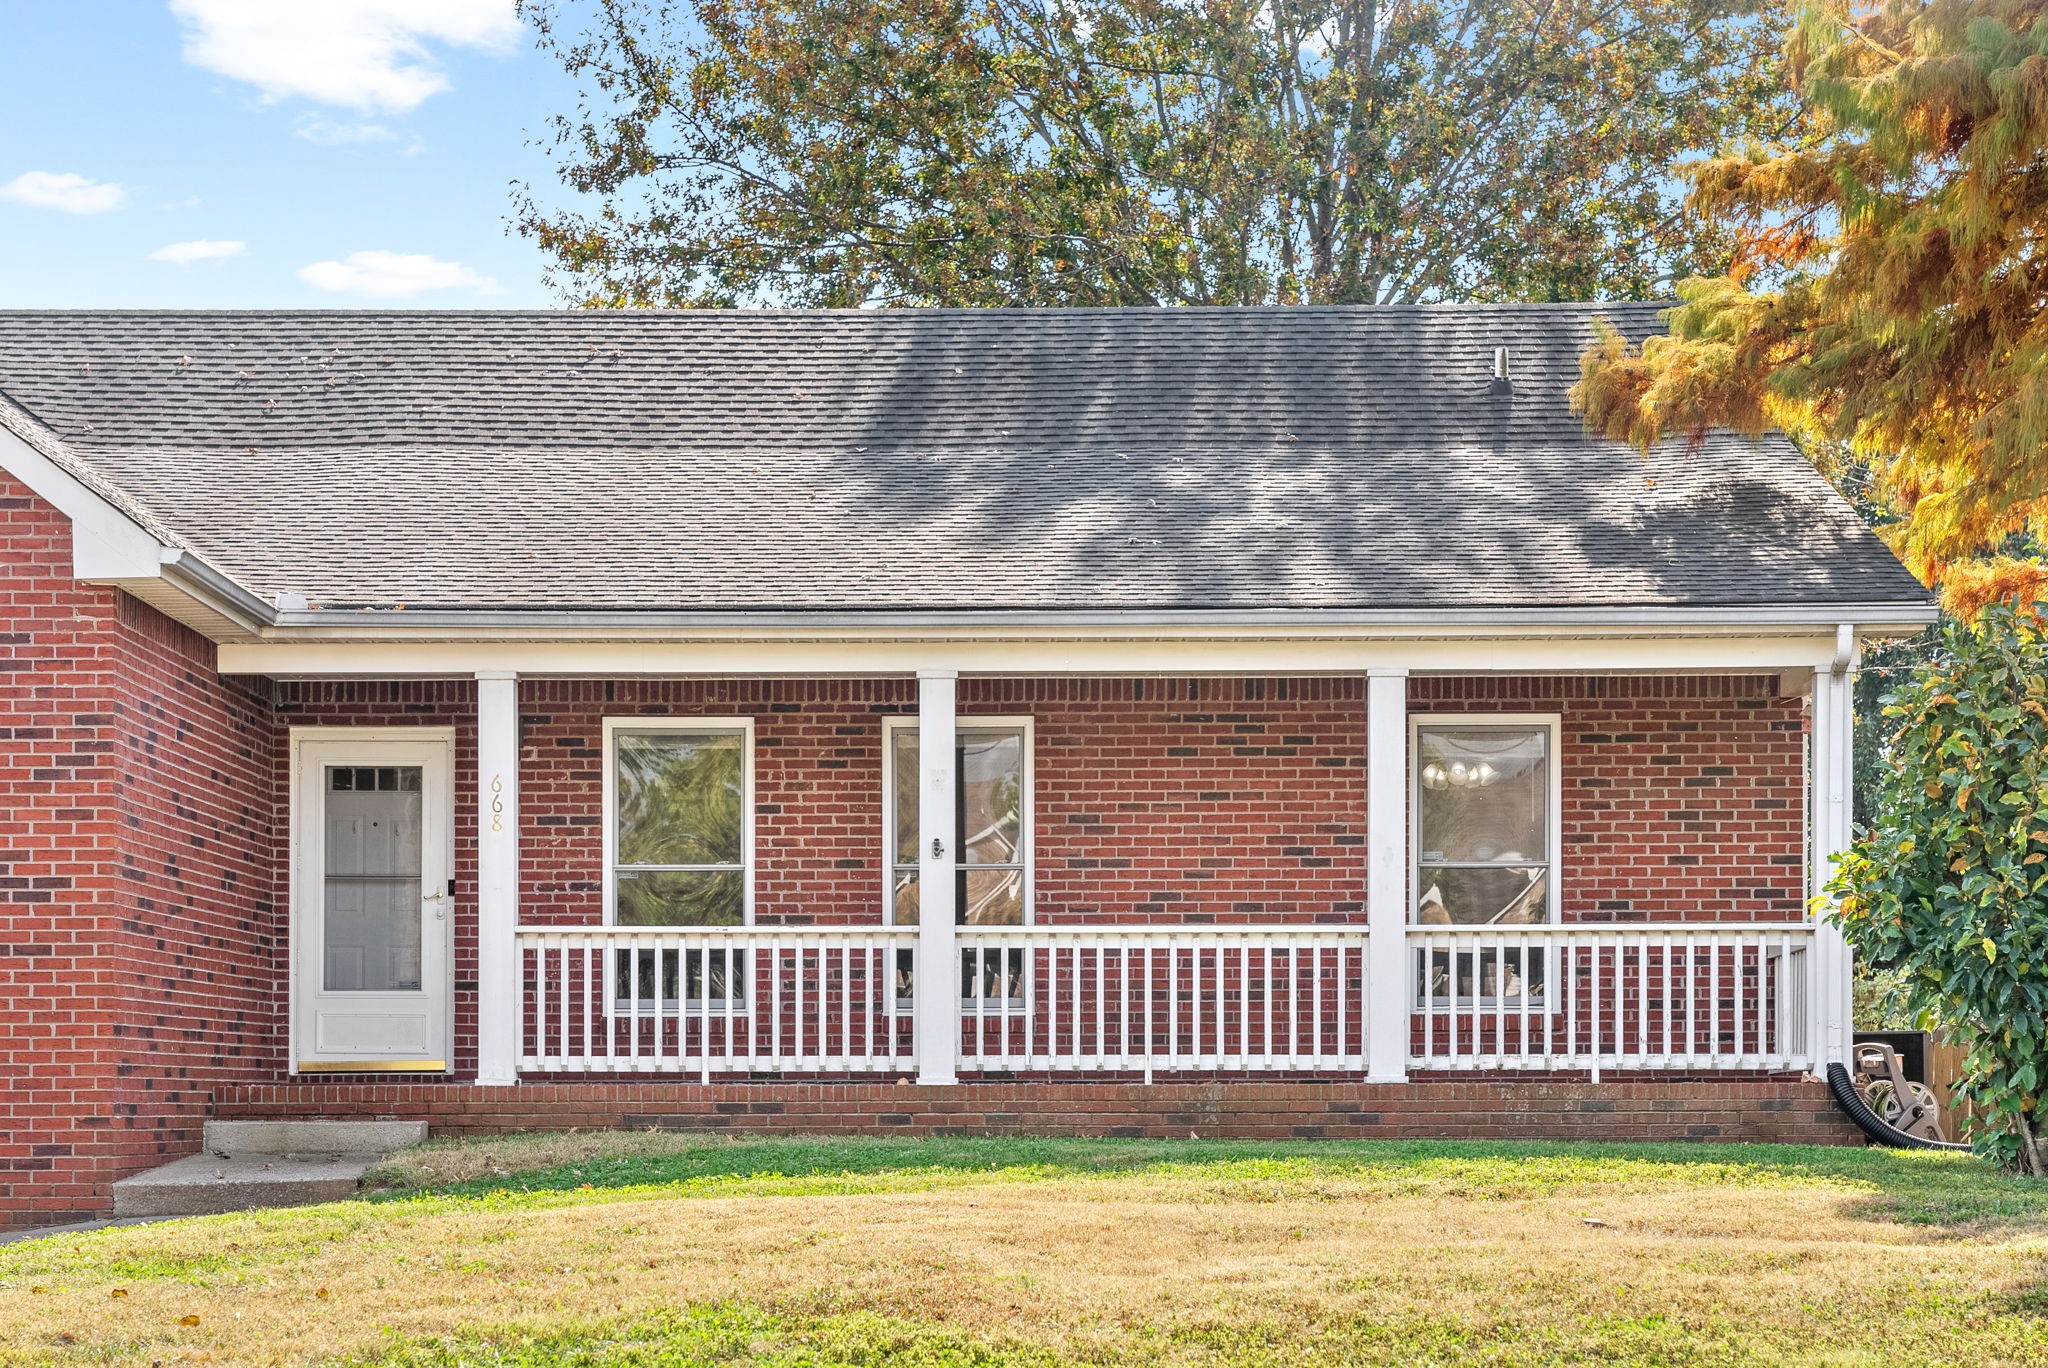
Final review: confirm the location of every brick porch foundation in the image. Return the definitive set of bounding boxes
[213,1078,1863,1146]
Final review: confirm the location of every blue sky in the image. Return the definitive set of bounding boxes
[0,1,573,308]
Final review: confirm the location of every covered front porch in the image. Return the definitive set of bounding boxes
[239,624,1859,1097]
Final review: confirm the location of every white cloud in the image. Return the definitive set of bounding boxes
[294,116,396,146]
[298,250,504,299]
[1,171,126,214]
[170,0,521,116]
[149,238,247,266]
[293,117,428,156]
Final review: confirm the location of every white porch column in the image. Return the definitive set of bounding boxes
[915,669,960,1085]
[1364,668,1410,1082]
[1809,638,1856,1069]
[474,670,521,1087]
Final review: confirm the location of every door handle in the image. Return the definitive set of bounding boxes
[424,890,449,920]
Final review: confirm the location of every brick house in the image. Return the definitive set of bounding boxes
[0,305,1932,1227]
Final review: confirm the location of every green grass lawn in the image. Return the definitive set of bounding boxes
[3,1135,2046,1366]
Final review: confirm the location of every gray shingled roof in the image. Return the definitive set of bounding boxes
[0,305,1928,614]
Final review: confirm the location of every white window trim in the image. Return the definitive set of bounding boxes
[600,715,757,927]
[1408,711,1564,926]
[880,714,1035,928]
[1407,711,1562,1009]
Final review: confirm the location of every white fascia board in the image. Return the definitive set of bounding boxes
[0,419,275,636]
[0,419,164,580]
[219,631,1856,679]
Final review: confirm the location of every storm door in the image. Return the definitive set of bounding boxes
[292,734,453,1072]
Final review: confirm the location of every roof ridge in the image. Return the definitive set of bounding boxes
[23,433,1782,457]
[0,301,1675,320]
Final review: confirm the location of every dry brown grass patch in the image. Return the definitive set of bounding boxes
[1,1142,2044,1365]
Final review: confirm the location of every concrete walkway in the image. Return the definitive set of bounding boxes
[0,1216,168,1246]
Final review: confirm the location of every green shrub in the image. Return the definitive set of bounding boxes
[1831,601,2048,1169]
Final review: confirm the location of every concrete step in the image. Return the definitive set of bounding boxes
[111,1153,374,1218]
[107,1118,430,1218]
[202,1118,427,1157]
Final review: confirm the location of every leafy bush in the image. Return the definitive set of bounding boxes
[1851,961,1918,1031]
[1831,601,2048,1169]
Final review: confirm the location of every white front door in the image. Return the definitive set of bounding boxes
[292,733,454,1073]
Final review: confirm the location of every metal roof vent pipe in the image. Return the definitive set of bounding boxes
[1490,345,1512,394]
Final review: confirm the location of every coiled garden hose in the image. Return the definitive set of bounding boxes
[1825,1061,1971,1151]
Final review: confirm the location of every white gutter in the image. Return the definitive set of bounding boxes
[257,600,1940,643]
[156,549,283,636]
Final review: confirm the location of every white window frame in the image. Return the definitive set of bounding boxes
[880,714,1036,929]
[600,716,757,927]
[1408,712,1563,1008]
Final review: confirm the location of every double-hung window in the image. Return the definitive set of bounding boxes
[1411,715,1559,1004]
[603,718,753,1007]
[883,717,1032,1006]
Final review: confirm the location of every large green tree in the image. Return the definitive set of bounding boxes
[516,0,1793,307]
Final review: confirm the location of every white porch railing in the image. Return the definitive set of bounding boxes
[956,926,1371,1075]
[515,921,1814,1079]
[518,926,918,1077]
[1406,924,1812,1075]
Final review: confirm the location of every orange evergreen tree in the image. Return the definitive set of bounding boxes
[1575,0,2048,611]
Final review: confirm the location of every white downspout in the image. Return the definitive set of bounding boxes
[1808,624,1857,1070]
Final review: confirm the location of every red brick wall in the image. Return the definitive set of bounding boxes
[0,473,125,1226]
[213,1077,1863,1146]
[1000,677,1366,923]
[508,675,1798,929]
[519,678,916,927]
[1413,676,1806,922]
[109,594,279,1155]
[0,473,281,1227]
